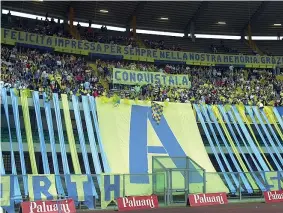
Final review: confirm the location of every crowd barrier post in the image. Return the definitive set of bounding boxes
[122,174,126,197]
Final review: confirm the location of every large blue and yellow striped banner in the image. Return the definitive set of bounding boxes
[96,98,228,194]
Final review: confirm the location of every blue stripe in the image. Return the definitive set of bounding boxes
[207,105,252,193]
[249,106,282,170]
[200,105,240,189]
[259,108,283,154]
[222,105,265,190]
[53,93,70,174]
[218,105,264,191]
[273,108,283,138]
[33,91,50,174]
[231,106,269,171]
[1,88,22,202]
[10,89,28,196]
[72,96,91,174]
[246,106,281,170]
[194,104,236,193]
[226,110,263,174]
[90,97,111,173]
[43,93,64,195]
[276,106,283,117]
[147,146,167,154]
[73,95,98,198]
[129,105,149,183]
[82,96,102,184]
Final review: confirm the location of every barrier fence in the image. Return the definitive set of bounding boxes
[1,170,282,211]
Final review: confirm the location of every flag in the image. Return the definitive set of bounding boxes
[151,102,163,124]
[21,89,32,98]
[44,87,52,102]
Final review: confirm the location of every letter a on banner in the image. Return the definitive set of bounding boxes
[129,105,203,183]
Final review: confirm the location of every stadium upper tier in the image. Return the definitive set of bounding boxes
[1,13,283,56]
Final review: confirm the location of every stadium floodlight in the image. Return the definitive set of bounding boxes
[196,34,240,40]
[100,10,109,13]
[245,36,278,40]
[273,24,282,26]
[217,21,226,25]
[136,29,183,37]
[160,17,169,20]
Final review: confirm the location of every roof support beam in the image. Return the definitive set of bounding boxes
[184,2,209,31]
[126,1,147,27]
[241,1,270,34]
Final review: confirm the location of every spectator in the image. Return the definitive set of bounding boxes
[2,45,283,106]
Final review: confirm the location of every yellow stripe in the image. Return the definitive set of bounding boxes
[212,106,258,190]
[21,90,38,174]
[264,107,283,141]
[236,105,273,171]
[61,94,81,174]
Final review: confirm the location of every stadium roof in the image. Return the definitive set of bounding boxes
[2,1,283,36]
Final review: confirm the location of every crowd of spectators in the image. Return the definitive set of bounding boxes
[210,42,239,54]
[143,39,182,51]
[1,45,283,106]
[1,46,105,99]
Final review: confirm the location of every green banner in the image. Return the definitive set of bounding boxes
[112,68,191,88]
[2,28,283,67]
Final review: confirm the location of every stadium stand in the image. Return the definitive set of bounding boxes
[1,1,283,212]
